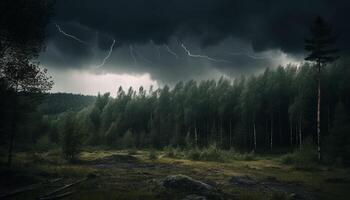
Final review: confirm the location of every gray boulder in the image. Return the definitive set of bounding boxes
[229,175,256,186]
[160,174,223,199]
[182,194,208,200]
[162,175,214,192]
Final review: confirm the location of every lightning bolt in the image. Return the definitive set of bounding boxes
[181,43,231,63]
[129,45,138,65]
[164,45,179,58]
[55,23,89,45]
[96,39,116,68]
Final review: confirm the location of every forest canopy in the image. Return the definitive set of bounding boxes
[18,60,350,165]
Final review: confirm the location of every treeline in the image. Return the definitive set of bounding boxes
[38,93,96,115]
[42,61,350,163]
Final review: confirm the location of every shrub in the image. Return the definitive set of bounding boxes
[127,148,137,155]
[240,152,256,161]
[281,154,294,165]
[122,130,135,149]
[35,135,52,152]
[199,144,223,161]
[186,148,201,160]
[220,149,255,161]
[149,149,158,160]
[280,137,318,169]
[164,146,181,158]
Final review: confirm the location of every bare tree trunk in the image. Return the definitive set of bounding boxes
[290,119,293,148]
[265,119,268,147]
[317,64,321,161]
[229,118,232,148]
[295,123,298,148]
[194,120,198,146]
[253,121,257,152]
[299,115,302,151]
[206,119,209,146]
[7,96,17,167]
[7,120,16,166]
[278,110,282,144]
[220,118,223,147]
[212,120,216,144]
[327,106,330,134]
[270,116,273,150]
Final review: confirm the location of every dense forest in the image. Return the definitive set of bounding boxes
[38,93,96,115]
[3,60,349,166]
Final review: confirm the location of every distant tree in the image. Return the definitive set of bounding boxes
[305,16,339,161]
[121,130,135,149]
[62,113,83,162]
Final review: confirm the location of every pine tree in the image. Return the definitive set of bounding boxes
[305,16,338,161]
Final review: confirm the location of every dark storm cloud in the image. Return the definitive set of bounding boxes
[53,0,349,52]
[40,0,349,84]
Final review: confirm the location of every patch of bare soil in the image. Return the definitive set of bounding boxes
[229,175,317,200]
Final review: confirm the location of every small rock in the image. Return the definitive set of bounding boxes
[182,194,208,200]
[162,175,214,192]
[160,175,222,199]
[229,175,257,186]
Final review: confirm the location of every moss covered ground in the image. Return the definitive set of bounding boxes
[0,149,349,200]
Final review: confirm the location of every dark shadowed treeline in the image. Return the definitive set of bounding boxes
[37,60,350,164]
[38,93,96,115]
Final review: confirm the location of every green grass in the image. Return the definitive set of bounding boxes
[1,149,349,200]
[162,145,257,162]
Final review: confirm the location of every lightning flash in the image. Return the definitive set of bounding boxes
[181,43,231,63]
[164,45,179,58]
[55,24,89,45]
[96,39,116,68]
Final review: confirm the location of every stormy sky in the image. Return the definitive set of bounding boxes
[39,0,350,96]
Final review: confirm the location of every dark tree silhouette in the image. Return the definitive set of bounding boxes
[0,0,53,59]
[305,16,339,161]
[0,0,54,166]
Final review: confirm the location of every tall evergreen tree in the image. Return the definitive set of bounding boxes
[305,16,339,161]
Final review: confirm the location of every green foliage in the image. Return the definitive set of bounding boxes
[62,114,84,162]
[324,102,350,166]
[163,146,181,158]
[38,93,96,115]
[148,149,158,160]
[281,137,318,169]
[8,60,350,164]
[198,144,223,161]
[229,152,256,161]
[127,148,137,155]
[35,135,53,151]
[186,147,201,160]
[183,145,256,162]
[121,130,135,149]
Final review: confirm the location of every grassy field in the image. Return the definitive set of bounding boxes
[0,149,349,200]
